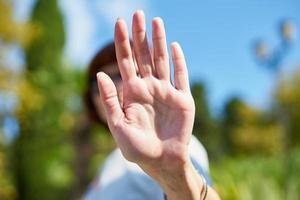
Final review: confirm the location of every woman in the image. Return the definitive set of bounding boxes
[84,10,220,200]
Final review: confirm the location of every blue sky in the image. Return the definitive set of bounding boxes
[15,0,300,114]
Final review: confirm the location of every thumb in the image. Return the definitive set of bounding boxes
[97,72,123,127]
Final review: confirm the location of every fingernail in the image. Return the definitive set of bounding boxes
[96,72,101,79]
[153,17,163,24]
[171,41,179,47]
[136,9,144,16]
[97,72,104,79]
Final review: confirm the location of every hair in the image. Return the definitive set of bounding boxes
[84,41,117,125]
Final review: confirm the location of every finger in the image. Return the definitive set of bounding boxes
[152,17,170,80]
[97,72,123,127]
[132,10,153,77]
[171,42,190,92]
[115,18,136,81]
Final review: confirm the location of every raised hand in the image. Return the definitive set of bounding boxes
[97,10,221,200]
[97,10,198,194]
[97,10,194,169]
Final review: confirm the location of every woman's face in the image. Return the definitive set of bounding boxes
[92,63,123,123]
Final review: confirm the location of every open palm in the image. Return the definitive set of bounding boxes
[97,11,195,171]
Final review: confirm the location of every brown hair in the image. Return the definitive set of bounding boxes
[84,41,117,124]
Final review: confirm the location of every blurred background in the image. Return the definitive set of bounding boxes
[0,0,300,199]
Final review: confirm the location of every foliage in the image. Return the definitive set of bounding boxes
[275,67,300,147]
[12,0,78,199]
[211,148,300,200]
[0,140,16,200]
[25,0,65,72]
[0,0,35,46]
[191,83,221,158]
[221,97,282,155]
[0,0,35,199]
[88,125,116,180]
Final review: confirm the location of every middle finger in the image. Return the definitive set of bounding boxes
[132,10,154,78]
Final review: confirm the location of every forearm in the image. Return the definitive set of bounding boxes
[143,159,220,200]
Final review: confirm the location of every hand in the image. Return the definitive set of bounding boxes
[97,10,194,170]
[97,10,221,200]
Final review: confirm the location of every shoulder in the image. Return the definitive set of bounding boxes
[189,135,210,172]
[189,135,213,185]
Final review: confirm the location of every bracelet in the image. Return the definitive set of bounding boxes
[200,174,208,200]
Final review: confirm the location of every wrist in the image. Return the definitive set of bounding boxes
[163,160,203,200]
[145,158,204,200]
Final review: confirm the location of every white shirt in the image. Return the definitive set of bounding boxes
[85,135,211,200]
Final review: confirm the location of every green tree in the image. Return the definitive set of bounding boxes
[275,67,300,147]
[13,0,76,199]
[191,83,220,157]
[221,97,281,155]
[0,0,36,199]
[221,97,245,154]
